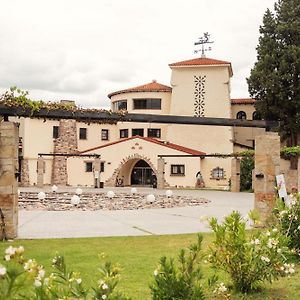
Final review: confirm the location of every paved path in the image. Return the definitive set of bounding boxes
[18,187,254,239]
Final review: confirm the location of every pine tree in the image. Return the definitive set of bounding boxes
[247,0,300,146]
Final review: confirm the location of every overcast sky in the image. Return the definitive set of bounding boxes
[0,0,276,109]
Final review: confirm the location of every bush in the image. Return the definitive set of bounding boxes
[208,211,293,293]
[0,246,130,300]
[150,234,205,300]
[240,156,254,191]
[273,192,300,252]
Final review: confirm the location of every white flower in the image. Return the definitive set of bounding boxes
[38,269,45,279]
[289,268,295,274]
[277,248,282,253]
[0,265,6,276]
[4,255,10,261]
[76,278,82,284]
[102,283,109,290]
[153,269,159,276]
[102,295,107,300]
[34,279,42,287]
[266,231,271,236]
[261,256,270,263]
[251,238,260,245]
[213,282,228,294]
[5,246,16,256]
[272,228,278,233]
[16,246,25,254]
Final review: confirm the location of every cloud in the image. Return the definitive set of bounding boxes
[0,0,276,107]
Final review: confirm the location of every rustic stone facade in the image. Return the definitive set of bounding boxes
[0,122,19,239]
[52,120,78,185]
[254,133,280,225]
[230,158,241,192]
[20,158,30,187]
[105,153,165,187]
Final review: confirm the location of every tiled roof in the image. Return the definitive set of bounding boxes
[81,136,205,156]
[108,80,172,98]
[169,57,233,76]
[231,98,256,105]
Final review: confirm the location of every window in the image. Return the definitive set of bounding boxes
[79,128,87,140]
[53,126,59,139]
[132,128,144,136]
[171,164,185,175]
[252,111,262,120]
[148,128,161,138]
[133,98,161,110]
[113,100,127,111]
[101,129,109,141]
[211,167,225,180]
[85,162,93,172]
[236,111,247,119]
[100,162,105,172]
[120,129,129,138]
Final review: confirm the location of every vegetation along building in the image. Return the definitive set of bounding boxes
[14,56,264,189]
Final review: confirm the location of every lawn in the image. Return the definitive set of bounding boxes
[1,234,300,299]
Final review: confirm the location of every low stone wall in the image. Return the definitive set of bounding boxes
[18,192,210,211]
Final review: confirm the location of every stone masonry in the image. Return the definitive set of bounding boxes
[0,122,19,239]
[254,132,280,225]
[52,120,78,185]
[230,158,240,192]
[20,158,30,187]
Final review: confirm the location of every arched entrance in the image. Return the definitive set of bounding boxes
[131,160,154,186]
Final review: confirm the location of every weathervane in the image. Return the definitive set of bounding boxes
[194,32,214,57]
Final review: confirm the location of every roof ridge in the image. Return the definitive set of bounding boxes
[80,136,205,155]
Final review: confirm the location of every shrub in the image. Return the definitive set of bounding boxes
[208,211,293,293]
[150,234,205,300]
[0,246,129,300]
[240,156,254,191]
[273,192,300,252]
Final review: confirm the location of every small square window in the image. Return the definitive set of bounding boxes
[132,128,144,137]
[120,129,129,138]
[85,162,93,172]
[101,129,109,141]
[79,128,87,140]
[170,164,185,176]
[53,126,59,139]
[211,167,225,180]
[148,128,161,138]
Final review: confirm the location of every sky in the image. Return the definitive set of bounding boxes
[0,0,276,109]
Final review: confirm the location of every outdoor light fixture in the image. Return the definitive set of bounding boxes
[131,187,137,194]
[107,191,115,199]
[165,190,173,198]
[38,191,46,201]
[51,185,58,193]
[71,195,80,205]
[146,194,155,204]
[75,187,83,195]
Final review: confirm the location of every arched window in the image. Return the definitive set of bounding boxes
[236,111,247,120]
[252,111,262,120]
[211,167,225,180]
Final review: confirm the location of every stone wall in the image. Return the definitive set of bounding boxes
[254,133,280,225]
[20,158,30,187]
[52,120,78,185]
[0,122,19,239]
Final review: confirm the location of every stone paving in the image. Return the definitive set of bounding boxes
[17,187,254,239]
[18,191,209,211]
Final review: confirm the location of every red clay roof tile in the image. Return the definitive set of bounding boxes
[80,136,205,156]
[231,98,256,105]
[169,57,233,76]
[108,80,172,98]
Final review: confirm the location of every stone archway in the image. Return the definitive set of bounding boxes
[105,154,158,187]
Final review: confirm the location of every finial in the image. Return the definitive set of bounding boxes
[194,32,214,57]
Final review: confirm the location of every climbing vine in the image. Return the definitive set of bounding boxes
[0,87,127,124]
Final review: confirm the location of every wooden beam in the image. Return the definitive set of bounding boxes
[0,105,279,129]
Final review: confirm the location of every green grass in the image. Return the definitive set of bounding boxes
[1,234,300,299]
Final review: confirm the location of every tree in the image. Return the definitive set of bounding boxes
[247,0,300,146]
